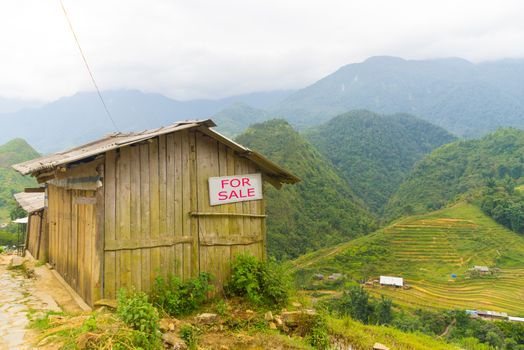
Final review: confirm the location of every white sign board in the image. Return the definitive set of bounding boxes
[380,276,404,287]
[209,173,263,206]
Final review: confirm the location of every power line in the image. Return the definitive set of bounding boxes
[59,0,120,132]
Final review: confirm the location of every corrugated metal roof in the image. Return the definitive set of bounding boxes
[12,119,299,186]
[14,192,45,213]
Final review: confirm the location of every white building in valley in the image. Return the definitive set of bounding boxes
[380,276,404,287]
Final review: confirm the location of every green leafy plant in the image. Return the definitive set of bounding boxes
[151,273,213,316]
[179,324,200,350]
[227,253,292,307]
[116,289,161,348]
[307,314,330,350]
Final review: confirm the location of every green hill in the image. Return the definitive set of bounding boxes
[293,202,524,315]
[235,119,377,259]
[0,138,40,222]
[385,128,524,221]
[306,110,456,214]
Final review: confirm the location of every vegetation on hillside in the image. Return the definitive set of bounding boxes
[236,119,377,259]
[306,110,456,214]
[386,128,524,221]
[0,138,39,223]
[212,102,270,137]
[480,179,524,234]
[294,202,524,315]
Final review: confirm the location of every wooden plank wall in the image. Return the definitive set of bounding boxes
[26,212,42,259]
[47,185,97,305]
[194,131,265,290]
[103,130,195,298]
[103,129,266,298]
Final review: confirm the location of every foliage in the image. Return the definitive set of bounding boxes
[306,314,330,349]
[386,128,524,221]
[236,119,376,259]
[306,110,455,214]
[116,289,161,347]
[227,254,292,307]
[481,180,524,234]
[151,273,212,317]
[0,138,39,223]
[179,324,201,350]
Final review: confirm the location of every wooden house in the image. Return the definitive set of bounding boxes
[14,190,46,260]
[13,120,298,306]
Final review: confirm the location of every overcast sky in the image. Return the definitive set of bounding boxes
[1,0,523,102]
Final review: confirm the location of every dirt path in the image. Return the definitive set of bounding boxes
[0,254,81,350]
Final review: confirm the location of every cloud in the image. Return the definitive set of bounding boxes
[1,0,523,101]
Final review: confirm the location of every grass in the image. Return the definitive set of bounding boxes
[293,202,524,315]
[328,317,461,350]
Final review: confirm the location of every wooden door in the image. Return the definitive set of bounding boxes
[71,190,97,306]
[194,134,266,289]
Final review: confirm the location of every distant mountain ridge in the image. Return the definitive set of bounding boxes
[272,56,524,137]
[0,89,293,153]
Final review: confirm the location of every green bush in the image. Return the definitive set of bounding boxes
[179,324,201,350]
[307,314,330,349]
[116,289,160,348]
[228,254,292,307]
[151,273,213,316]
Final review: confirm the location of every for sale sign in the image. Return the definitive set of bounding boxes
[208,173,263,206]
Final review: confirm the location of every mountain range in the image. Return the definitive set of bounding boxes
[2,56,524,153]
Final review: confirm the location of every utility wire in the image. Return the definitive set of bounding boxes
[59,0,120,132]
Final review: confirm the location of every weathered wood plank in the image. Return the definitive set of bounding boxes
[118,147,132,289]
[180,130,192,280]
[139,143,151,292]
[149,138,161,286]
[166,133,176,276]
[188,131,199,277]
[172,132,183,278]
[105,235,194,251]
[199,235,262,246]
[130,145,142,290]
[104,151,117,299]
[93,165,105,303]
[158,135,168,276]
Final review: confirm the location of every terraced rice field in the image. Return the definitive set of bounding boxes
[296,203,524,315]
[368,268,524,315]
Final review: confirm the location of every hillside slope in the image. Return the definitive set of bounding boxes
[211,103,269,137]
[294,202,524,315]
[306,110,456,214]
[236,119,377,259]
[385,128,524,221]
[0,139,39,222]
[272,56,524,137]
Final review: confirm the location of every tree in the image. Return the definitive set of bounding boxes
[375,295,393,325]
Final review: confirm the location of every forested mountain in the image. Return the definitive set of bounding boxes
[272,56,524,137]
[0,138,39,222]
[235,119,377,259]
[385,128,524,221]
[0,89,293,153]
[306,110,456,214]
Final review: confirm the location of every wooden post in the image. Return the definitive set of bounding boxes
[93,164,105,303]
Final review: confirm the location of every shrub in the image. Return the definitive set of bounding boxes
[116,289,161,348]
[228,254,291,307]
[306,314,330,349]
[151,273,213,316]
[180,324,201,350]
